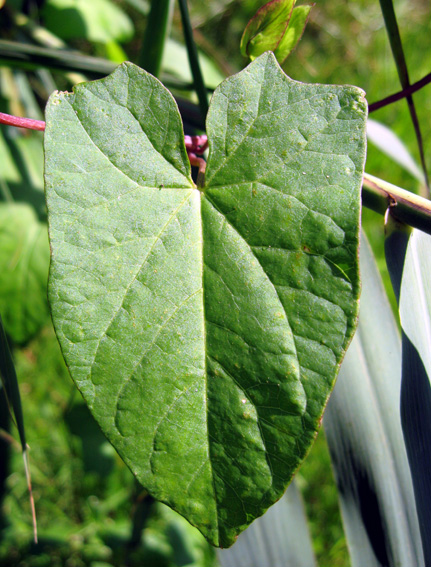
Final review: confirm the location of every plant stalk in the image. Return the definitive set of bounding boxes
[379,0,429,195]
[363,173,431,236]
[0,40,202,93]
[369,71,431,113]
[138,0,175,77]
[0,39,116,78]
[0,111,45,131]
[177,0,209,120]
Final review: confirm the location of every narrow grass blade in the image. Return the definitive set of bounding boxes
[0,315,37,542]
[138,0,174,77]
[217,481,316,567]
[0,316,25,446]
[14,12,86,85]
[369,72,431,113]
[378,0,429,194]
[0,388,10,514]
[0,427,20,449]
[0,39,116,77]
[324,233,424,567]
[386,226,431,562]
[0,40,202,94]
[400,334,431,563]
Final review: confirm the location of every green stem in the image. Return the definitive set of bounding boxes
[177,0,209,120]
[0,40,201,93]
[138,0,174,77]
[0,40,116,78]
[13,12,87,85]
[363,172,431,236]
[379,0,429,195]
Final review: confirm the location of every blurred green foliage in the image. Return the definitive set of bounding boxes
[0,0,430,565]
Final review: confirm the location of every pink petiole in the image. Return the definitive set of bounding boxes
[0,112,46,131]
[184,135,208,177]
[1,112,208,176]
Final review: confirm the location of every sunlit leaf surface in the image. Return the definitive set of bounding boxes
[44,53,366,546]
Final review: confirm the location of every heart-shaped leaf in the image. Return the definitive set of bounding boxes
[44,52,367,547]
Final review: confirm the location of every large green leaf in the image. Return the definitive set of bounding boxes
[44,53,367,547]
[0,203,50,344]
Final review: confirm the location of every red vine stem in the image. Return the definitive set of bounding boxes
[369,71,431,112]
[0,112,45,131]
[3,68,431,131]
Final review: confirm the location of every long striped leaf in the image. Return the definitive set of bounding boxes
[399,230,431,383]
[324,233,424,566]
[217,481,316,567]
[387,227,431,562]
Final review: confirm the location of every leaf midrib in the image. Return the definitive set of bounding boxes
[199,191,220,543]
[202,195,304,535]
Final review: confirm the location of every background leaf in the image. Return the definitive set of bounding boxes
[41,0,134,44]
[273,5,313,64]
[240,0,295,60]
[44,54,367,547]
[0,125,45,219]
[0,203,50,344]
[366,119,424,183]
